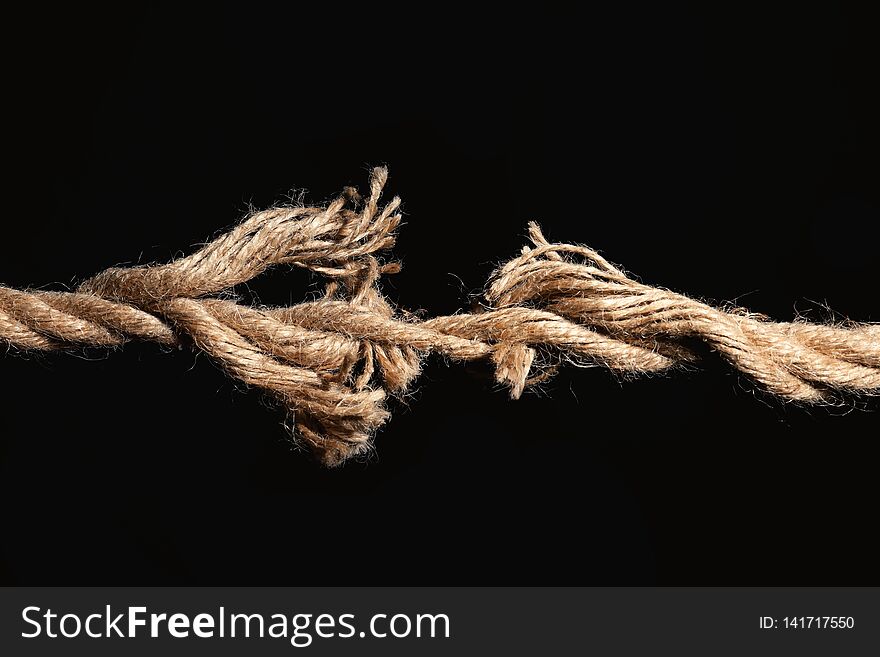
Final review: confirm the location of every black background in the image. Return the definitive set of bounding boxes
[1,3,877,585]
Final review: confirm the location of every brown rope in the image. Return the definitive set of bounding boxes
[2,168,878,465]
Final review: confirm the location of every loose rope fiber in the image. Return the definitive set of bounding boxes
[2,169,878,465]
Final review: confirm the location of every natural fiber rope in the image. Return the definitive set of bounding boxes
[2,168,878,465]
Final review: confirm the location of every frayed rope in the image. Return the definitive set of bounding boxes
[2,168,878,465]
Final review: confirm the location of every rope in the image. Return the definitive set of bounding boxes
[2,168,878,465]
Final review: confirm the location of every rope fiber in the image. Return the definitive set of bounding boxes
[2,169,878,465]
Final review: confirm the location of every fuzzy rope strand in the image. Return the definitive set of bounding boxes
[2,169,878,465]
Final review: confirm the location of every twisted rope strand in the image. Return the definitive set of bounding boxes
[2,169,878,465]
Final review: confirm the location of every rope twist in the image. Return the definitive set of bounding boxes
[2,169,878,465]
